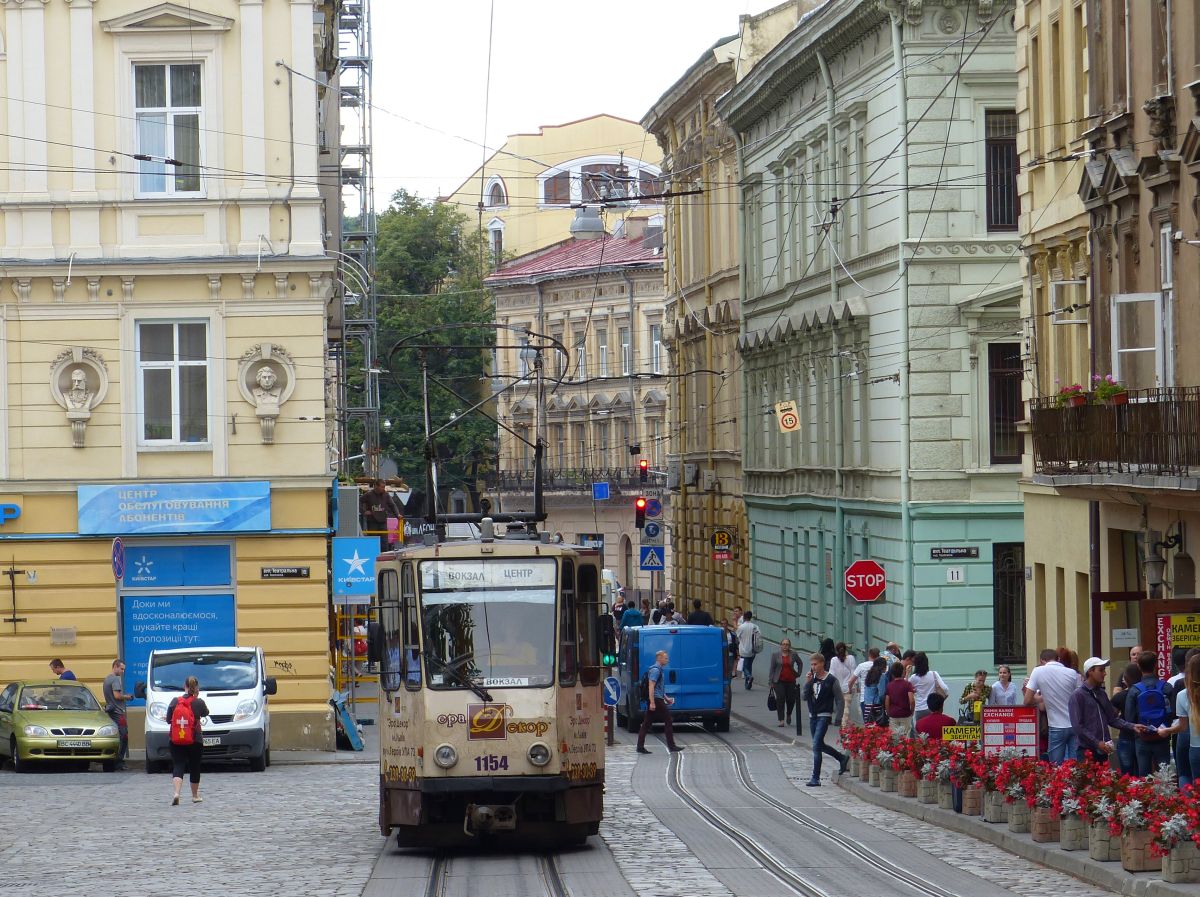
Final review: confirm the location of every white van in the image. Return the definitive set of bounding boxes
[137,646,276,772]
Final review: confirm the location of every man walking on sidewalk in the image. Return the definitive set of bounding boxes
[802,652,847,786]
[636,650,683,755]
[736,611,763,689]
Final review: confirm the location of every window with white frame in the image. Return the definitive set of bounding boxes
[650,324,662,373]
[619,327,630,375]
[1111,292,1164,389]
[1159,222,1176,385]
[517,336,530,377]
[597,329,608,377]
[574,336,587,380]
[135,63,202,195]
[137,321,208,443]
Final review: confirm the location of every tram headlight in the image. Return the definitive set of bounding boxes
[433,743,458,769]
[528,742,552,767]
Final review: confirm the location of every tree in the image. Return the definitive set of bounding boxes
[369,190,497,508]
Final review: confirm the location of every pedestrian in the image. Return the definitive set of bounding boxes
[818,637,836,671]
[1024,647,1082,764]
[1070,657,1145,763]
[768,639,801,727]
[908,652,949,726]
[48,658,76,681]
[641,597,652,620]
[167,676,210,805]
[959,670,991,722]
[1155,655,1200,790]
[1129,645,1144,665]
[1125,650,1173,776]
[989,665,1019,705]
[829,642,858,723]
[884,642,901,667]
[1057,646,1080,675]
[736,611,763,689]
[801,652,847,786]
[861,656,889,726]
[636,650,682,755]
[359,479,400,550]
[849,647,881,720]
[884,661,915,737]
[1169,648,1200,787]
[915,693,956,739]
[102,658,130,770]
[620,599,644,629]
[669,603,687,625]
[1112,662,1142,775]
[900,649,917,677]
[686,599,713,626]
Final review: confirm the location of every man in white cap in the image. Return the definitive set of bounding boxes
[1068,656,1147,762]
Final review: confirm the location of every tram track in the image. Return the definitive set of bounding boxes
[424,852,569,897]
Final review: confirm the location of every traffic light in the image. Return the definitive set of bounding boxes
[601,649,618,666]
[634,496,647,529]
[638,458,649,482]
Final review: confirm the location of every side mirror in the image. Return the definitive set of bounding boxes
[264,677,278,696]
[134,682,147,699]
[367,621,384,665]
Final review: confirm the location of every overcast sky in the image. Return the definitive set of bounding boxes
[371,1,766,203]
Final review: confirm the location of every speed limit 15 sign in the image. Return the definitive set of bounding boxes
[775,400,800,434]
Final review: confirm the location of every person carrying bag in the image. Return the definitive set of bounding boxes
[768,639,801,727]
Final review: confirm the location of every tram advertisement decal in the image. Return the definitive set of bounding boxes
[468,703,508,740]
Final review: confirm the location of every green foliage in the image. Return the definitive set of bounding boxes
[372,190,498,500]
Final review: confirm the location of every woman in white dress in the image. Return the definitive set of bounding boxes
[829,642,859,724]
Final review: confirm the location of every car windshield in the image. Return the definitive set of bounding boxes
[419,558,556,689]
[19,684,101,712]
[151,652,258,691]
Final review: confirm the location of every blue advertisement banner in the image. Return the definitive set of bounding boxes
[78,482,271,535]
[121,545,232,588]
[120,593,236,706]
[332,536,379,598]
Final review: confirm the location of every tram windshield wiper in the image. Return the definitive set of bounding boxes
[424,652,493,703]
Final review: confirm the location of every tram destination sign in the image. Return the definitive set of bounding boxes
[930,546,979,560]
[420,558,557,590]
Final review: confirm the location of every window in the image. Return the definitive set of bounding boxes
[517,337,530,377]
[559,560,577,684]
[486,181,506,207]
[137,321,208,443]
[597,330,608,377]
[1111,293,1164,388]
[574,341,587,380]
[581,163,624,202]
[985,111,1019,231]
[596,422,609,469]
[402,564,421,688]
[987,343,1022,464]
[379,569,401,692]
[543,170,571,205]
[619,327,630,375]
[993,543,1026,665]
[553,425,565,467]
[638,169,662,199]
[489,225,503,264]
[573,423,585,468]
[650,324,662,373]
[135,63,202,195]
[551,332,565,377]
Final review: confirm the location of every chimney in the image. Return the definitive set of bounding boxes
[569,206,606,240]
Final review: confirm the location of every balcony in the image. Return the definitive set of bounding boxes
[1030,387,1200,489]
[496,467,659,493]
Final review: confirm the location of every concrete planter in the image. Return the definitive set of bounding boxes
[849,756,862,777]
[868,763,881,787]
[1007,801,1031,833]
[897,770,918,798]
[918,778,938,804]
[1121,828,1156,873]
[983,790,1008,823]
[1089,821,1122,862]
[1163,840,1200,883]
[1031,806,1060,843]
[962,784,983,816]
[879,767,898,793]
[1060,813,1087,851]
[937,780,954,810]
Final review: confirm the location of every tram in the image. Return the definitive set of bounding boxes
[370,518,610,847]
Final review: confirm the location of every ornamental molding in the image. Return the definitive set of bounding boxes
[236,343,296,444]
[49,346,109,448]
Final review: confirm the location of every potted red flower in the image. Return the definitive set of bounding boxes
[1045,759,1096,851]
[1055,382,1088,407]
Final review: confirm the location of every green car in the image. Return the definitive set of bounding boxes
[0,680,122,772]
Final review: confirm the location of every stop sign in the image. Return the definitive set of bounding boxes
[844,559,886,602]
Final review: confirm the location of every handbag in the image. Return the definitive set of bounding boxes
[767,688,778,712]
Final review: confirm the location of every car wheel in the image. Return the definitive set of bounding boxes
[716,714,730,733]
[249,752,267,772]
[10,739,26,773]
[102,760,117,773]
[264,748,271,768]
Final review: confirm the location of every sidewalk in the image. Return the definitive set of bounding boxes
[727,681,1200,897]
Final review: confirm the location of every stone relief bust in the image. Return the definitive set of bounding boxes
[237,343,296,444]
[49,348,109,448]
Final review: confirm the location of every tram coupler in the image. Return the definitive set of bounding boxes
[465,802,518,836]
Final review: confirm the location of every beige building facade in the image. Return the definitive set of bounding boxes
[0,1,339,750]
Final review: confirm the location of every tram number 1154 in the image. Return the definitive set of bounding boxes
[475,754,509,772]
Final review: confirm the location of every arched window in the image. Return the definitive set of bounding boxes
[538,155,662,207]
[484,176,507,208]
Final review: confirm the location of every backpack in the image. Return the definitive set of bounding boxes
[752,627,764,655]
[1134,680,1170,728]
[170,696,196,746]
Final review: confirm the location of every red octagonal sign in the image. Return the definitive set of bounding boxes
[845,559,886,603]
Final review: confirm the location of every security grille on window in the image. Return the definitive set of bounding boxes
[137,321,208,443]
[993,543,1026,665]
[135,63,202,195]
[985,111,1018,231]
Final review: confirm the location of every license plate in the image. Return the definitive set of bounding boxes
[203,736,221,746]
[57,739,91,748]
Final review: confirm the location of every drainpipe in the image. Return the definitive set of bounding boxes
[734,128,752,611]
[891,14,915,650]
[817,49,845,643]
[1087,223,1101,656]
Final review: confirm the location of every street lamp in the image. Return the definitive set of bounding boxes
[1144,528,1184,594]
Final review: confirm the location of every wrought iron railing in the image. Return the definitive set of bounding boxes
[1030,387,1200,477]
[495,467,657,492]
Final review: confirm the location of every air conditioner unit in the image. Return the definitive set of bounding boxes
[682,463,699,486]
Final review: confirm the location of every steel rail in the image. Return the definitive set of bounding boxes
[713,735,959,897]
[424,852,568,897]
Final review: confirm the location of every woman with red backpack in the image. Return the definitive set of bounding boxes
[167,676,210,806]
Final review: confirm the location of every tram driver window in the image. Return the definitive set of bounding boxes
[402,563,422,688]
[379,568,402,692]
[559,560,577,684]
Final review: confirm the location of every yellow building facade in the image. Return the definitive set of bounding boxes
[0,1,338,750]
[441,115,664,261]
[1016,0,1093,664]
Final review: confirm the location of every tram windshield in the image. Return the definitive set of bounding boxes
[419,557,557,688]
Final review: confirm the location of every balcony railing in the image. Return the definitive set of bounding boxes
[496,467,660,493]
[1030,387,1200,477]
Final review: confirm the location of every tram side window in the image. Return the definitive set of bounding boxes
[402,563,422,689]
[559,560,577,684]
[379,568,401,692]
[576,563,601,685]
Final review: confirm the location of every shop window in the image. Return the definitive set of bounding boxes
[135,63,202,196]
[136,320,209,444]
[993,543,1025,665]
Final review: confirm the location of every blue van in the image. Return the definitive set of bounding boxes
[616,625,731,733]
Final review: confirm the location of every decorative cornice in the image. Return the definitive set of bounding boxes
[1,1,50,6]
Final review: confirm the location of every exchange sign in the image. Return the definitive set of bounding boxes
[844,559,886,603]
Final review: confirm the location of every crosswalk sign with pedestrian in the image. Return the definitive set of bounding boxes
[639,546,664,571]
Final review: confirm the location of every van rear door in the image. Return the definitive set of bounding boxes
[654,627,723,714]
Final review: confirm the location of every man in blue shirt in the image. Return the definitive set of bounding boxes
[620,600,644,629]
[49,659,76,681]
[636,650,683,755]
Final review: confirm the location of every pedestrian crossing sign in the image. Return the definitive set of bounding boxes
[638,546,664,571]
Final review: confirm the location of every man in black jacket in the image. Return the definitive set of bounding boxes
[802,652,847,786]
[685,599,713,626]
[360,480,400,549]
